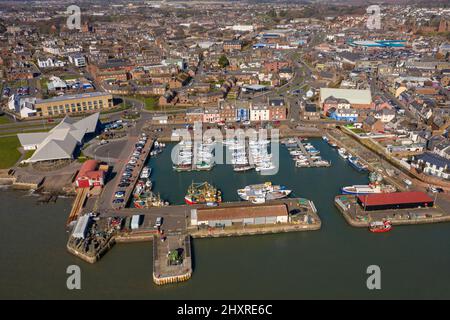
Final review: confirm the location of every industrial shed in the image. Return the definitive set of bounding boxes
[191,204,289,227]
[357,192,434,211]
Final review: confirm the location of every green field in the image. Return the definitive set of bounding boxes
[0,115,11,124]
[0,136,22,169]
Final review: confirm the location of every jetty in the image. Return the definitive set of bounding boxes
[66,188,88,226]
[153,234,192,285]
[287,138,331,168]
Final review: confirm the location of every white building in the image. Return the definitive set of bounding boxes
[37,58,65,68]
[69,54,86,67]
[8,94,37,118]
[250,104,270,122]
[230,25,254,32]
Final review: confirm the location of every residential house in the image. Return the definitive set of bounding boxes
[250,104,270,122]
[302,103,321,121]
[268,99,287,121]
[413,152,450,180]
[363,116,384,133]
[203,108,221,123]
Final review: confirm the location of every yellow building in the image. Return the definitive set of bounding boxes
[35,92,113,117]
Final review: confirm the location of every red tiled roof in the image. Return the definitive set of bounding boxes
[357,192,433,206]
[77,160,98,177]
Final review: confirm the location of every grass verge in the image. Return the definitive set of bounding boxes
[0,136,22,169]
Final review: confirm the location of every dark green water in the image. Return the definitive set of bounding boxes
[1,139,449,299]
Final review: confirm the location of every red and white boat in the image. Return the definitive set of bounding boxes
[369,220,392,233]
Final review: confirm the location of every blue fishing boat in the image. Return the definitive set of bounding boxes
[348,156,368,172]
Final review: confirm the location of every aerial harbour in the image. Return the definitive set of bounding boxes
[0,0,450,300]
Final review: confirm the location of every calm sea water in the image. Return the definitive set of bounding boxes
[1,139,449,299]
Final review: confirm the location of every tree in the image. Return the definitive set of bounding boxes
[218,55,229,68]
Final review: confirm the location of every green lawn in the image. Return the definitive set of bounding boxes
[0,128,52,138]
[350,128,365,134]
[142,97,159,111]
[0,115,11,124]
[23,150,35,160]
[0,136,22,169]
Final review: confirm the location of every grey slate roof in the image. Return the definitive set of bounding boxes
[18,113,99,163]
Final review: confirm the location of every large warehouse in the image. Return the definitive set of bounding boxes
[18,112,100,163]
[191,204,289,227]
[357,192,434,211]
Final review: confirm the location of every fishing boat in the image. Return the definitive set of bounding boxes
[369,220,392,233]
[348,156,368,172]
[134,192,169,208]
[134,199,146,209]
[237,182,291,201]
[184,182,222,205]
[341,185,382,195]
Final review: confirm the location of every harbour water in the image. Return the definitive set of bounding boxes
[1,139,450,299]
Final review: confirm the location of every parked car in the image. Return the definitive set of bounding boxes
[155,217,163,228]
[113,199,124,204]
[114,191,125,198]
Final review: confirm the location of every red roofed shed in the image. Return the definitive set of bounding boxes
[357,192,434,211]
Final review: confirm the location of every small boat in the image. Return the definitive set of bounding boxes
[296,160,310,167]
[369,220,392,233]
[234,165,254,172]
[173,164,192,172]
[338,148,348,159]
[140,167,152,179]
